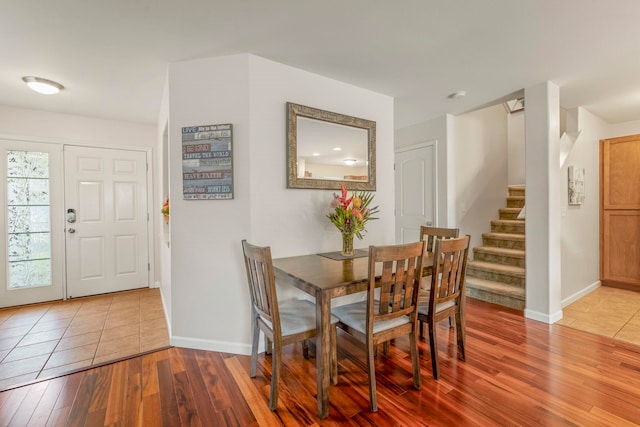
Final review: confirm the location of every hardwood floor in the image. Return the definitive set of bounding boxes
[2,298,640,426]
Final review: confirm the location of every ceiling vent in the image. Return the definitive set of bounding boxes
[503,97,524,114]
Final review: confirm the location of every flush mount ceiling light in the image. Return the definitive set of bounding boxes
[343,159,357,166]
[22,76,64,95]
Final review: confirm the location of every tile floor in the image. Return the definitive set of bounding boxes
[0,288,169,391]
[558,285,640,346]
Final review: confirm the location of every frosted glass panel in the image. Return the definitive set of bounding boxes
[6,151,52,289]
[7,178,49,205]
[7,206,50,233]
[8,259,51,289]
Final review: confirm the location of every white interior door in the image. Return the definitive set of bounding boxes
[395,142,436,243]
[64,146,149,298]
[0,140,64,308]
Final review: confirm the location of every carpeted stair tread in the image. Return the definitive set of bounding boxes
[468,260,525,276]
[466,277,525,300]
[491,219,525,225]
[482,232,525,240]
[474,246,525,257]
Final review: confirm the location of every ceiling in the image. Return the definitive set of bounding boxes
[2,0,640,129]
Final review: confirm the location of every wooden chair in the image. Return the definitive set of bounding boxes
[241,240,338,411]
[420,226,460,253]
[417,235,470,380]
[331,241,425,412]
[419,226,460,330]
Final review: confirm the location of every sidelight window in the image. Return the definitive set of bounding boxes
[6,151,52,289]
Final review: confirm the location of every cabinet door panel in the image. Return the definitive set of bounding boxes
[601,134,640,290]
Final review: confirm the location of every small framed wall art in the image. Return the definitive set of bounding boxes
[568,165,585,205]
[181,123,233,200]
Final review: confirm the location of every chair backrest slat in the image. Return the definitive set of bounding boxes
[420,226,460,253]
[368,241,426,327]
[242,240,280,332]
[430,236,470,307]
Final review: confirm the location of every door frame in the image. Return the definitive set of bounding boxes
[394,140,438,243]
[0,133,156,303]
[0,138,65,307]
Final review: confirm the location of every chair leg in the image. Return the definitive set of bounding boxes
[302,340,310,359]
[330,324,338,385]
[269,342,281,411]
[409,329,421,390]
[265,338,272,355]
[456,311,466,361]
[250,323,260,378]
[428,320,439,380]
[419,318,425,339]
[367,340,378,412]
[383,340,390,354]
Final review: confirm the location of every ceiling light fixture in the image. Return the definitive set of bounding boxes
[343,159,356,166]
[333,147,342,151]
[22,76,64,95]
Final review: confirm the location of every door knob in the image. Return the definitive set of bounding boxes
[68,228,76,234]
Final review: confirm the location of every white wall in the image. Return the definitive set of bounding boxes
[395,105,508,251]
[166,54,394,354]
[524,82,562,323]
[508,111,525,185]
[395,115,450,227]
[0,105,155,149]
[156,74,172,325]
[605,118,640,138]
[448,104,509,251]
[559,108,607,304]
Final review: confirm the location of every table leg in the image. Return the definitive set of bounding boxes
[315,289,331,418]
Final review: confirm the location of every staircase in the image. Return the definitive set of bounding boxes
[465,186,525,310]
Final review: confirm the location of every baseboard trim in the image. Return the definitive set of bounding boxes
[524,308,563,324]
[561,281,600,308]
[171,336,251,356]
[157,286,172,338]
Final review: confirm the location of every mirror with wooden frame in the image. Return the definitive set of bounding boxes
[286,102,376,190]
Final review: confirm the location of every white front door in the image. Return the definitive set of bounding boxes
[64,146,149,298]
[395,142,437,243]
[0,140,64,308]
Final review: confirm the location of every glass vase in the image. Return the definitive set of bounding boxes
[341,232,355,257]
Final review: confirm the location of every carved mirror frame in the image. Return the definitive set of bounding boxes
[286,102,376,190]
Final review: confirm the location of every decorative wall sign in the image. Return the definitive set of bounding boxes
[181,124,233,199]
[568,165,585,205]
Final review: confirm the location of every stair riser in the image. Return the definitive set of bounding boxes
[507,197,525,208]
[508,187,525,197]
[466,267,525,287]
[499,209,521,220]
[482,237,525,250]
[473,251,525,268]
[466,287,525,310]
[491,223,525,234]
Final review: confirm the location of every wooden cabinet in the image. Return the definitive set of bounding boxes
[600,134,640,290]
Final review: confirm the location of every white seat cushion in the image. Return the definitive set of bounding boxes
[262,299,338,337]
[331,300,411,335]
[417,300,456,316]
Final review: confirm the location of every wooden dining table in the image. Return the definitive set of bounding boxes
[272,250,433,418]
